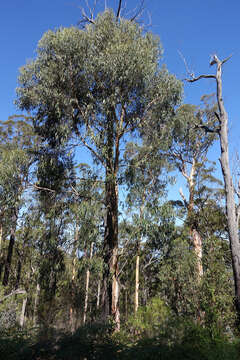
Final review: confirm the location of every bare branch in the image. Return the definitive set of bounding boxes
[186,74,216,82]
[0,289,26,303]
[178,50,195,78]
[78,0,99,26]
[130,0,145,21]
[78,134,105,166]
[221,54,233,65]
[194,123,220,134]
[179,187,188,208]
[116,0,122,19]
[30,183,56,193]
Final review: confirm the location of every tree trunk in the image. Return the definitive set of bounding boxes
[187,55,240,326]
[102,115,120,330]
[0,221,3,281]
[188,159,203,279]
[97,279,101,310]
[134,252,140,313]
[70,224,79,333]
[33,282,40,326]
[3,209,18,286]
[215,57,240,325]
[83,242,94,324]
[20,297,27,327]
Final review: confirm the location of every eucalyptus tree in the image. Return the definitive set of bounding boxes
[124,141,170,313]
[0,115,38,286]
[16,10,181,328]
[170,98,218,280]
[186,55,240,327]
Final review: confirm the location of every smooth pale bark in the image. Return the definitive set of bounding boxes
[215,59,240,323]
[187,55,240,325]
[83,242,94,324]
[20,297,27,327]
[188,159,203,279]
[70,224,79,333]
[134,254,140,313]
[33,282,40,326]
[0,288,26,303]
[180,157,203,280]
[97,279,101,310]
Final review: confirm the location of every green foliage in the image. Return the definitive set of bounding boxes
[0,322,239,360]
[126,297,170,338]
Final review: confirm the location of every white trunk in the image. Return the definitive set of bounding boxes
[33,282,40,326]
[20,297,27,327]
[83,242,94,324]
[97,279,101,309]
[134,254,140,313]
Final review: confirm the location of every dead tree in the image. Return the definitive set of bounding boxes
[186,54,240,327]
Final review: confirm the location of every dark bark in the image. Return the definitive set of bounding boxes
[101,115,120,330]
[3,209,17,286]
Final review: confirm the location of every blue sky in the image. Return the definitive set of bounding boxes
[1,0,240,199]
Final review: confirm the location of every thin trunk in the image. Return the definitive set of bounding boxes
[97,279,101,310]
[20,297,27,327]
[3,234,15,286]
[70,224,79,333]
[125,289,128,320]
[15,259,22,289]
[0,221,2,254]
[0,221,3,281]
[134,199,145,314]
[33,282,40,326]
[3,209,17,286]
[134,253,140,313]
[83,242,94,324]
[188,159,203,280]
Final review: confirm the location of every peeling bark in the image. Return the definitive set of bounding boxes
[102,114,120,331]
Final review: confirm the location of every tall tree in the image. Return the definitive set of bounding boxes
[16,10,181,329]
[171,99,217,280]
[0,116,38,286]
[186,55,240,327]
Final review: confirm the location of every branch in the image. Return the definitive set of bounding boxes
[30,183,56,193]
[116,0,122,19]
[0,289,26,303]
[194,123,219,134]
[78,0,98,26]
[179,187,188,208]
[78,134,105,166]
[221,54,233,65]
[185,74,216,82]
[130,0,145,21]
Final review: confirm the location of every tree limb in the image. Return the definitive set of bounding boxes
[185,74,216,82]
[0,289,26,304]
[116,0,122,19]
